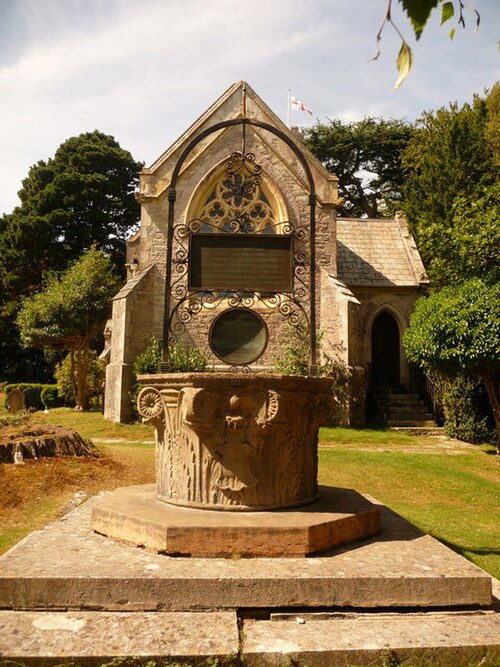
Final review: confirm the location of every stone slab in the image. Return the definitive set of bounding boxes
[90,484,381,557]
[242,611,500,666]
[0,610,238,664]
[0,493,492,611]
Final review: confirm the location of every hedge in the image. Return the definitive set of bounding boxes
[3,383,65,411]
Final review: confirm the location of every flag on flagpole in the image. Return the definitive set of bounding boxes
[290,95,313,116]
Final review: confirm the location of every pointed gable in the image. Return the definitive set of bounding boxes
[136,81,339,206]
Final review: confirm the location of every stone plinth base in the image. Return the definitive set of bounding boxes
[0,494,492,611]
[91,485,380,557]
[1,485,497,666]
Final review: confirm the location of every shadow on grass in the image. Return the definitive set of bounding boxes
[438,537,500,559]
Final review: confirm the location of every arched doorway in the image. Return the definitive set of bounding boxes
[371,311,400,391]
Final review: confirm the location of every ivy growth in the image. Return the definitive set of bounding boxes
[274,323,350,417]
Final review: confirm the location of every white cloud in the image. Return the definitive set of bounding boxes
[0,0,498,214]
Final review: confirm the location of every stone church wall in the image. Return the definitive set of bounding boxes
[104,265,164,422]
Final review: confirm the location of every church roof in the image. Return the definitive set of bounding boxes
[336,217,429,287]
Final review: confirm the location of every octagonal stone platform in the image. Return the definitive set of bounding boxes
[91,484,381,557]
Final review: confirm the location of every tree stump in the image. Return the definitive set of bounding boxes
[0,424,98,463]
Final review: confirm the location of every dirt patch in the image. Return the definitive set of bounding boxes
[0,443,155,553]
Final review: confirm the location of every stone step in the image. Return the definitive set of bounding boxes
[1,609,499,666]
[382,401,430,409]
[374,393,435,426]
[390,406,432,414]
[388,411,434,420]
[0,494,492,612]
[388,394,424,402]
[243,611,500,666]
[385,399,430,407]
[376,394,422,405]
[391,426,445,436]
[0,610,239,664]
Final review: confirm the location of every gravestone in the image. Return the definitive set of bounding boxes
[7,387,26,413]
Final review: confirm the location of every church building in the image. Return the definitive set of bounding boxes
[103,82,429,424]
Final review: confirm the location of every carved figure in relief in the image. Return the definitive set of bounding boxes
[178,388,282,495]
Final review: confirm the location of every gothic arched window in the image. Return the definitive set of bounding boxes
[188,153,287,235]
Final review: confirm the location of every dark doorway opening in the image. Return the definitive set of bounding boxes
[371,311,400,392]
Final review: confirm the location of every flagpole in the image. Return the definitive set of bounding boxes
[286,88,291,128]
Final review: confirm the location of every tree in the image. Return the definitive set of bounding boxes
[403,279,500,450]
[0,130,142,306]
[402,92,497,286]
[54,350,105,409]
[485,81,500,165]
[305,117,414,217]
[430,183,500,286]
[0,130,142,381]
[17,247,120,410]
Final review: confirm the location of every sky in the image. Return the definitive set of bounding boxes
[0,0,498,215]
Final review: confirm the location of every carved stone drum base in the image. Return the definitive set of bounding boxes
[91,484,381,557]
[136,373,336,512]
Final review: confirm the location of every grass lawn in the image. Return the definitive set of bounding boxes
[0,407,498,580]
[319,428,499,577]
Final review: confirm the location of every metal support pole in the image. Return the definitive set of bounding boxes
[309,192,318,376]
[161,188,176,371]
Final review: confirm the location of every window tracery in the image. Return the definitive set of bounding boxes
[192,153,283,234]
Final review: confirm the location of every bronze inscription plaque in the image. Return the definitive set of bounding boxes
[189,234,293,292]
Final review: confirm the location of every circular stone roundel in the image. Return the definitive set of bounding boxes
[209,308,268,365]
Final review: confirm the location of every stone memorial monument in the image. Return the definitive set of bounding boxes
[92,86,381,556]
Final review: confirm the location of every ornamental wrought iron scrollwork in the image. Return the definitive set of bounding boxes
[166,150,312,366]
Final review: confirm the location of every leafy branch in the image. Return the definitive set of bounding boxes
[373,0,480,90]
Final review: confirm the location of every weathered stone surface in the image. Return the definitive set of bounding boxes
[91,484,380,557]
[0,424,97,463]
[6,386,25,412]
[242,612,500,666]
[0,494,492,611]
[0,610,239,664]
[137,373,334,511]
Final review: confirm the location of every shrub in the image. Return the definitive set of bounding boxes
[134,336,162,375]
[134,337,210,376]
[274,323,311,376]
[274,324,348,378]
[130,337,210,418]
[163,342,210,373]
[40,385,65,409]
[439,373,495,444]
[274,324,350,418]
[54,351,105,409]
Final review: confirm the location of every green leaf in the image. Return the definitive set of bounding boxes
[449,27,456,40]
[400,0,439,40]
[394,40,414,90]
[441,2,454,25]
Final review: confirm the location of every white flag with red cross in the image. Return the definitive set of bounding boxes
[290,95,313,116]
